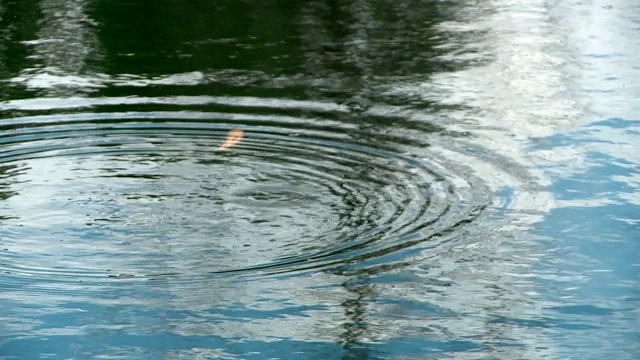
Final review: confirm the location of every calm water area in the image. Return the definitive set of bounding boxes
[0,0,638,359]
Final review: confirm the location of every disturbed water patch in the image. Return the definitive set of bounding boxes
[0,96,498,284]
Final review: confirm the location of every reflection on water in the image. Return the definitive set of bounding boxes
[15,0,101,95]
[0,0,638,359]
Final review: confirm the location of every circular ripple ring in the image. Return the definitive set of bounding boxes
[0,97,491,283]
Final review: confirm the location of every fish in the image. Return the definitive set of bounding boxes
[218,129,244,150]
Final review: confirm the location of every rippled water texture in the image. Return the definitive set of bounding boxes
[1,1,638,359]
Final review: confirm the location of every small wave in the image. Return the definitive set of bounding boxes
[0,96,536,285]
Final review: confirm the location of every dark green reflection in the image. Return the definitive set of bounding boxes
[0,0,41,101]
[0,0,476,108]
[85,0,471,104]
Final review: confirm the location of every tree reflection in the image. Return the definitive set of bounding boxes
[7,0,103,96]
[0,0,40,101]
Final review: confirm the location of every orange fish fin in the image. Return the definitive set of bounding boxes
[218,129,244,150]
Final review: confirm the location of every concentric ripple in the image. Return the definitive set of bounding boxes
[0,96,492,282]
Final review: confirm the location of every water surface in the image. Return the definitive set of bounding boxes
[0,0,638,359]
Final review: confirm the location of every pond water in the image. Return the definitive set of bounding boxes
[0,0,638,359]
